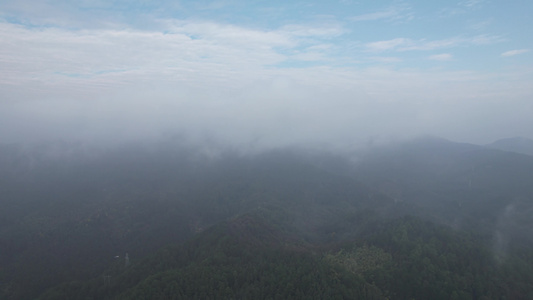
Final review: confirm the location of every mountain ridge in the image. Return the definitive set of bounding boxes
[487,136,533,156]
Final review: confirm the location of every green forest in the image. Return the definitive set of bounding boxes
[1,137,533,299]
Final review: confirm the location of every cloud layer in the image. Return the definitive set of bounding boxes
[501,49,530,57]
[1,1,533,148]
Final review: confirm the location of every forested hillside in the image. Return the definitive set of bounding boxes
[1,137,532,299]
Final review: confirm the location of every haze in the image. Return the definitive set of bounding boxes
[1,0,532,148]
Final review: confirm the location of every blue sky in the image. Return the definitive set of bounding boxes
[1,0,532,148]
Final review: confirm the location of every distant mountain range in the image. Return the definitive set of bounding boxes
[487,136,533,156]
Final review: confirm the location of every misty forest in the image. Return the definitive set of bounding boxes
[2,0,533,299]
[0,136,532,299]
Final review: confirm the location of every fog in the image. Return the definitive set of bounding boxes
[1,1,532,149]
[3,3,533,298]
[2,65,531,149]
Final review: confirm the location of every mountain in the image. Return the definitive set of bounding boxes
[1,137,533,299]
[353,136,533,240]
[487,137,533,156]
[40,211,507,300]
[0,141,400,299]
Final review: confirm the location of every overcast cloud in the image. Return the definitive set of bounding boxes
[1,1,532,149]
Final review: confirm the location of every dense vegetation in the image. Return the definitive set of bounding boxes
[1,137,533,299]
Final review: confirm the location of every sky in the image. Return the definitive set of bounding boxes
[1,0,532,149]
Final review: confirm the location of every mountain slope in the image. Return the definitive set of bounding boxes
[487,137,533,156]
[353,137,533,237]
[40,210,516,300]
[0,141,398,299]
[2,138,533,299]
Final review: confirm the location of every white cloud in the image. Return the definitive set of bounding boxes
[351,3,413,23]
[428,53,453,61]
[470,34,505,45]
[461,0,485,8]
[501,49,530,57]
[368,56,403,63]
[440,0,486,17]
[281,23,344,38]
[166,20,295,48]
[1,19,532,147]
[365,38,411,52]
[365,37,460,52]
[0,21,291,86]
[468,20,492,31]
[365,35,503,52]
[403,38,462,51]
[0,19,350,95]
[291,52,326,62]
